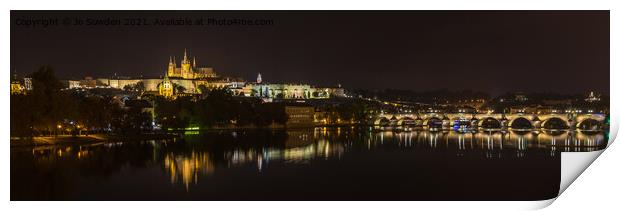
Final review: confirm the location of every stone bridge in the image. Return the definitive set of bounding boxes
[372,112,607,129]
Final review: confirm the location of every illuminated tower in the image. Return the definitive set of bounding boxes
[159,72,174,98]
[181,49,192,79]
[167,56,176,77]
[10,72,23,95]
[257,73,262,84]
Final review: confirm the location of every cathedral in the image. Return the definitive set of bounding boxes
[167,49,217,79]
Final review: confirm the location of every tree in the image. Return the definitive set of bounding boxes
[135,81,145,93]
[10,94,32,137]
[197,84,209,95]
[122,81,145,94]
[27,66,72,136]
[154,96,190,130]
[174,84,187,94]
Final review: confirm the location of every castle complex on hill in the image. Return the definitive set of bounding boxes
[54,49,345,99]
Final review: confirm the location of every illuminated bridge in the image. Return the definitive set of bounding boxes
[371,112,607,130]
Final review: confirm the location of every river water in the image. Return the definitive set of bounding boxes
[10,128,608,200]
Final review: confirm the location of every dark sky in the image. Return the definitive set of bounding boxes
[11,11,609,95]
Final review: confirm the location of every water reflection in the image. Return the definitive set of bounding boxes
[11,128,608,200]
[164,151,214,189]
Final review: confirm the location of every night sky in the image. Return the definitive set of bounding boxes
[10,11,609,95]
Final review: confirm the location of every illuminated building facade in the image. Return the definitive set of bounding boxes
[67,80,80,89]
[234,83,344,99]
[23,77,32,91]
[10,81,23,95]
[230,74,346,99]
[515,93,528,102]
[96,77,241,95]
[585,91,601,102]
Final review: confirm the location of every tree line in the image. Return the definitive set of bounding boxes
[153,88,288,130]
[11,66,154,137]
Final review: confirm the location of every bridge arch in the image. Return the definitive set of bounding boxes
[388,116,401,126]
[470,117,479,127]
[508,117,533,129]
[577,118,602,130]
[478,117,501,129]
[541,117,569,129]
[424,117,443,128]
[374,117,390,126]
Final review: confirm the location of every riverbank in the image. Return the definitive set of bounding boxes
[10,133,179,148]
[11,126,607,148]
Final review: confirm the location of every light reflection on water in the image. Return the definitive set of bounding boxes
[12,128,608,199]
[164,151,214,189]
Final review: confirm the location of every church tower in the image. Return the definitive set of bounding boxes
[10,71,23,95]
[167,56,176,77]
[159,71,174,98]
[181,49,192,79]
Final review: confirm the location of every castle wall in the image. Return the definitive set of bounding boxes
[104,79,142,89]
[142,79,163,92]
[170,79,198,93]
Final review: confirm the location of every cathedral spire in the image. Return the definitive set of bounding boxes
[193,57,196,67]
[183,48,188,63]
